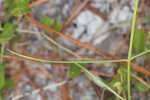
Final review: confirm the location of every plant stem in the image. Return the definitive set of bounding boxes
[131,49,150,60]
[7,49,128,64]
[127,0,139,100]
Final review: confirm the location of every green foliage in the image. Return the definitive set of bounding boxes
[1,0,148,99]
[0,64,7,89]
[4,0,30,16]
[135,81,149,92]
[52,22,62,32]
[41,16,54,27]
[3,78,14,89]
[147,35,150,50]
[134,28,147,53]
[3,0,11,8]
[0,22,16,44]
[110,64,149,96]
[41,16,54,33]
[110,77,120,86]
[110,77,121,92]
[0,91,4,100]
[0,63,14,100]
[41,16,62,34]
[110,65,127,94]
[69,63,81,79]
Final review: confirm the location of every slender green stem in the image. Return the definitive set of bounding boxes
[7,49,127,64]
[127,0,139,100]
[131,49,150,60]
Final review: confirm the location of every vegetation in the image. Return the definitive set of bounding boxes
[0,0,150,100]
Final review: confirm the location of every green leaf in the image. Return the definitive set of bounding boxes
[135,81,149,92]
[0,91,4,100]
[4,0,30,16]
[69,63,81,79]
[3,0,12,8]
[41,16,54,33]
[52,22,62,32]
[0,22,16,44]
[134,29,147,53]
[0,64,6,89]
[3,78,14,89]
[41,16,54,27]
[41,16,62,33]
[12,0,30,16]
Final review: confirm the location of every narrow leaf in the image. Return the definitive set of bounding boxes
[0,91,4,100]
[134,29,147,53]
[0,64,6,89]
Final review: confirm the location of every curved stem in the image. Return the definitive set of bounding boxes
[7,49,128,64]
